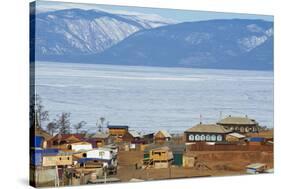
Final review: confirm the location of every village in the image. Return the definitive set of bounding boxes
[30,114,274,187]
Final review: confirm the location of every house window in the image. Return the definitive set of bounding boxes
[195,135,200,141]
[200,135,205,141]
[189,134,194,141]
[217,135,222,141]
[211,135,216,141]
[206,135,211,141]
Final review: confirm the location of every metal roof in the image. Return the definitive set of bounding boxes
[185,124,231,133]
[227,132,246,138]
[154,130,172,138]
[128,130,141,138]
[144,143,186,153]
[246,163,267,169]
[107,125,129,129]
[217,116,257,125]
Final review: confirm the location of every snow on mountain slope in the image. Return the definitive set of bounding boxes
[34,8,174,56]
[91,19,273,70]
[238,27,273,52]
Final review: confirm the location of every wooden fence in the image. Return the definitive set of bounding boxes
[189,144,273,152]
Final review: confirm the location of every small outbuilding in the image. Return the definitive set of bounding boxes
[246,163,267,174]
[226,132,246,142]
[122,130,141,143]
[247,137,266,145]
[154,130,172,143]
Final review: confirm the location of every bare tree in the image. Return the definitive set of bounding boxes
[73,121,87,134]
[46,121,58,136]
[56,112,71,134]
[34,94,49,128]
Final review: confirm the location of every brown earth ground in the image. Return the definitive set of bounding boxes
[115,150,273,182]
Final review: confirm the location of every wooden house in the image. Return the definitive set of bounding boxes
[122,130,141,143]
[154,130,172,143]
[87,132,110,148]
[143,133,154,144]
[143,143,186,166]
[144,146,173,169]
[48,134,85,148]
[184,123,231,142]
[67,141,92,152]
[217,115,259,133]
[42,155,73,167]
[107,125,129,137]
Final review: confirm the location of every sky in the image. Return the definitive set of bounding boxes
[35,0,273,23]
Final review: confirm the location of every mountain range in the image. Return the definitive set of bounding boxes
[33,8,273,70]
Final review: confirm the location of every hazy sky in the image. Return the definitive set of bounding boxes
[36,0,273,22]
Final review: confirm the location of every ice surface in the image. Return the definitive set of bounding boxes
[35,62,273,133]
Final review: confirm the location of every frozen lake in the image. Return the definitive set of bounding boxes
[35,62,273,133]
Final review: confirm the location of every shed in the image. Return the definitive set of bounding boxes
[247,137,266,145]
[226,132,246,142]
[183,155,197,168]
[154,130,172,143]
[173,153,183,166]
[246,163,267,174]
[248,137,265,142]
[143,133,154,144]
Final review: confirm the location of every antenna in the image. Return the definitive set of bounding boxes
[219,111,222,120]
[199,114,202,124]
[96,120,102,133]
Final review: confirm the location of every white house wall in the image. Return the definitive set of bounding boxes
[85,149,112,160]
[71,144,92,152]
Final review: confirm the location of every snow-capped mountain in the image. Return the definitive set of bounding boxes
[33,9,273,71]
[91,19,273,70]
[33,8,175,56]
